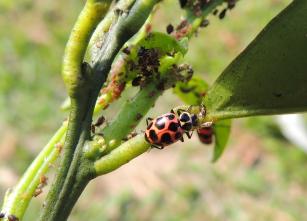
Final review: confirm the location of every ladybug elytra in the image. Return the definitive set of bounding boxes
[145,111,184,149]
[145,105,208,149]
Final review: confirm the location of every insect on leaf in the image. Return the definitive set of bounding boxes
[174,74,232,160]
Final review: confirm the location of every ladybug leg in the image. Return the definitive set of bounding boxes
[151,144,164,149]
[185,131,193,139]
[170,109,175,114]
[146,117,153,126]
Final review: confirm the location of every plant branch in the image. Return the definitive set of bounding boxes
[40,0,159,220]
[95,134,150,175]
[1,123,67,220]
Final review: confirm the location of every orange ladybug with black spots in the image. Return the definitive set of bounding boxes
[145,111,184,149]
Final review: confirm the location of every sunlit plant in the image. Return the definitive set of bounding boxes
[1,0,307,220]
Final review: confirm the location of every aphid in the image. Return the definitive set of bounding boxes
[123,131,138,141]
[33,188,43,197]
[197,126,213,144]
[34,175,48,197]
[219,8,227,20]
[40,175,48,186]
[156,81,165,90]
[213,9,219,16]
[179,0,188,8]
[132,76,142,86]
[166,24,174,34]
[8,214,19,221]
[122,46,131,55]
[114,8,124,16]
[176,19,188,31]
[200,19,210,28]
[92,115,106,133]
[145,111,185,149]
[227,0,236,9]
[94,115,105,127]
[0,212,5,218]
[55,142,63,153]
[135,113,143,121]
[91,125,96,134]
[145,23,152,33]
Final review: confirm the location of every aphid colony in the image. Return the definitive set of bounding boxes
[145,106,213,149]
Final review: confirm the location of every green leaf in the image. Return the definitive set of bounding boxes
[204,1,307,121]
[139,32,188,55]
[212,119,231,162]
[173,75,209,105]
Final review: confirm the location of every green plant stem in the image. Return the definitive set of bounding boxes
[95,134,150,175]
[87,0,136,62]
[1,123,67,220]
[39,0,112,220]
[1,2,158,218]
[40,1,158,220]
[39,97,96,221]
[62,0,112,97]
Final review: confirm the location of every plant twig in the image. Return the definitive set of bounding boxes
[40,1,159,220]
[95,134,150,175]
[1,123,67,220]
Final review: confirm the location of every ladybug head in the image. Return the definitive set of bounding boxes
[179,112,198,131]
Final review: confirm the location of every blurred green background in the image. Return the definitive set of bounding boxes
[1,0,307,220]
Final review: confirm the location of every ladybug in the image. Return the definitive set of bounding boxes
[197,126,213,144]
[145,110,185,149]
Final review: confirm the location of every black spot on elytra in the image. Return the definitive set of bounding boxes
[168,122,178,132]
[167,114,175,120]
[147,122,153,130]
[155,119,165,130]
[180,113,190,122]
[149,130,158,142]
[182,122,192,131]
[175,132,182,140]
[161,133,172,144]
